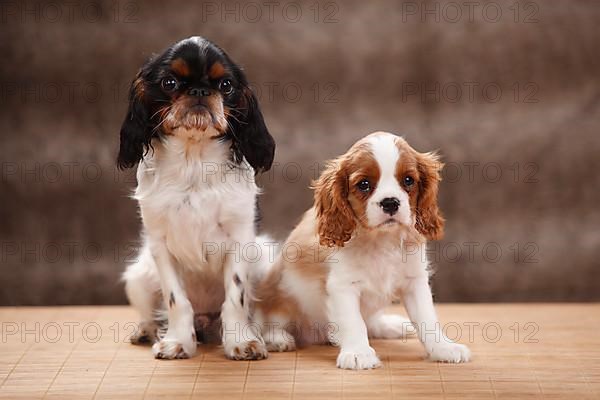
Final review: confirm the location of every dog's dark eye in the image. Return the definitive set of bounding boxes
[404,176,415,187]
[356,179,371,192]
[219,79,234,95]
[161,77,179,92]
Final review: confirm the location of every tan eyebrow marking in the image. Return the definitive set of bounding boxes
[171,58,190,76]
[209,62,225,79]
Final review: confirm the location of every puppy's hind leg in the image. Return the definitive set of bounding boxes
[254,313,297,352]
[367,311,416,339]
[123,245,161,345]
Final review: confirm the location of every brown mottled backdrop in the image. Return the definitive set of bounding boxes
[1,0,599,305]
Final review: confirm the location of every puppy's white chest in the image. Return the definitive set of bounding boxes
[360,250,404,296]
[334,241,427,308]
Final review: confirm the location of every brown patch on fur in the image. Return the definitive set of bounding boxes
[313,160,355,247]
[394,137,421,217]
[256,259,305,320]
[395,138,444,240]
[208,62,225,79]
[169,292,175,308]
[346,149,381,230]
[171,58,190,77]
[255,209,331,335]
[313,142,381,247]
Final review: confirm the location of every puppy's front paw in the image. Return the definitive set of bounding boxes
[224,339,268,360]
[152,338,196,360]
[428,342,471,363]
[336,347,382,370]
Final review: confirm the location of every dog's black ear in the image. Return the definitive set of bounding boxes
[117,72,153,170]
[230,86,275,173]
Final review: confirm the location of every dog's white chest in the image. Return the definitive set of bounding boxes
[135,139,258,271]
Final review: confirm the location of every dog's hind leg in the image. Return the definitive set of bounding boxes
[123,245,161,344]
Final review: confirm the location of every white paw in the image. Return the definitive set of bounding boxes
[152,337,197,360]
[224,339,268,360]
[336,347,382,370]
[428,342,471,363]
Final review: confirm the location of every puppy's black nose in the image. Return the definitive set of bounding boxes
[188,87,211,97]
[380,197,400,216]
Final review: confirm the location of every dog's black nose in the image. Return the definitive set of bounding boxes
[380,197,400,215]
[188,87,211,97]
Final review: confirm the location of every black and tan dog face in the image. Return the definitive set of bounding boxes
[118,36,275,172]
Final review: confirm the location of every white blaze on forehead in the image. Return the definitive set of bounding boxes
[366,133,401,186]
[364,132,412,227]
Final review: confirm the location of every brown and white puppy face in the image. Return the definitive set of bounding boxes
[314,132,444,247]
[117,36,275,173]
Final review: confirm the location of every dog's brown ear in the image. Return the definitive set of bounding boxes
[313,159,356,247]
[415,152,444,241]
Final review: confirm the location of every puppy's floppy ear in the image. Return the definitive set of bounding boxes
[230,85,275,173]
[415,151,444,240]
[117,71,153,170]
[313,159,356,247]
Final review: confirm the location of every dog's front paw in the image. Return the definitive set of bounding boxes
[336,347,382,370]
[428,342,471,363]
[152,338,197,360]
[224,339,268,360]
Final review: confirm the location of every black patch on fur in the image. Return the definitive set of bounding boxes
[169,292,175,308]
[254,197,263,231]
[240,290,245,307]
[233,273,242,287]
[226,83,275,173]
[117,65,158,169]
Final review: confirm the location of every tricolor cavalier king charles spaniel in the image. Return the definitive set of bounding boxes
[118,36,274,360]
[254,132,471,369]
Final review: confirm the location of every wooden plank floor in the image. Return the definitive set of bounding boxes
[0,304,598,399]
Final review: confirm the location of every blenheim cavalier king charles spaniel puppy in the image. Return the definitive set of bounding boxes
[254,132,471,369]
[118,37,275,360]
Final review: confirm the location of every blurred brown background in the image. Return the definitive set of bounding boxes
[1,0,599,305]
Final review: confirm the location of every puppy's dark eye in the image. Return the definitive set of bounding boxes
[161,77,179,92]
[356,179,371,192]
[219,79,234,95]
[404,176,415,187]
